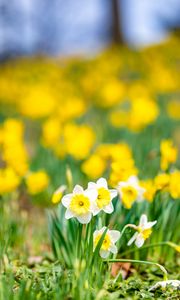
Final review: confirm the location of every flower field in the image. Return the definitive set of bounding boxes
[0,35,180,299]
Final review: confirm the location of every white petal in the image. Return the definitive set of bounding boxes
[127,232,138,246]
[109,244,118,254]
[139,214,148,227]
[128,175,139,186]
[84,188,98,202]
[146,220,157,229]
[61,194,72,208]
[137,187,146,201]
[135,234,144,248]
[99,250,110,258]
[109,230,120,243]
[117,181,127,189]
[73,185,84,194]
[93,230,99,239]
[76,213,92,224]
[103,203,114,214]
[98,226,107,234]
[92,204,101,216]
[148,280,180,291]
[169,280,180,287]
[87,182,97,189]
[110,189,118,200]
[97,178,108,188]
[65,209,74,219]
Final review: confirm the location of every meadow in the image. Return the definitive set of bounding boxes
[0,35,180,299]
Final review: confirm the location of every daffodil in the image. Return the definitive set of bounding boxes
[128,214,157,248]
[88,178,117,215]
[93,227,120,258]
[117,176,145,209]
[61,185,97,224]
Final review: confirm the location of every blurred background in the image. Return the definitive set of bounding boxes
[0,0,180,58]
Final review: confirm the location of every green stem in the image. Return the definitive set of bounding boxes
[120,224,136,240]
[120,241,171,257]
[104,259,168,280]
[76,223,83,259]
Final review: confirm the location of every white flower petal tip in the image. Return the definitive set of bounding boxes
[127,232,138,246]
[103,203,114,214]
[76,213,92,224]
[128,175,139,185]
[97,177,108,188]
[110,189,118,199]
[73,185,84,194]
[139,214,148,226]
[149,280,180,292]
[61,194,72,208]
[110,230,121,243]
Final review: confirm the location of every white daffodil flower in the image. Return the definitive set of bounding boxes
[117,175,146,209]
[149,280,180,291]
[61,184,98,224]
[93,227,120,258]
[128,214,157,248]
[88,178,117,216]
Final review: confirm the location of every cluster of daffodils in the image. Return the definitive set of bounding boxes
[60,178,157,258]
[62,178,117,224]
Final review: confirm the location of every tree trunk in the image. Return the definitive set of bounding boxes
[111,0,124,44]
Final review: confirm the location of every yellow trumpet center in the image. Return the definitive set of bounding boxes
[96,187,111,208]
[138,228,152,240]
[94,233,111,251]
[121,186,138,209]
[70,194,90,215]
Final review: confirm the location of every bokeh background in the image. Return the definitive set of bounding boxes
[0,0,180,58]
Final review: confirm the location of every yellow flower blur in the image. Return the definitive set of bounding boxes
[169,171,180,199]
[141,179,156,202]
[167,100,180,120]
[0,168,20,194]
[154,173,170,191]
[63,123,95,160]
[26,171,49,195]
[81,154,106,179]
[160,139,178,171]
